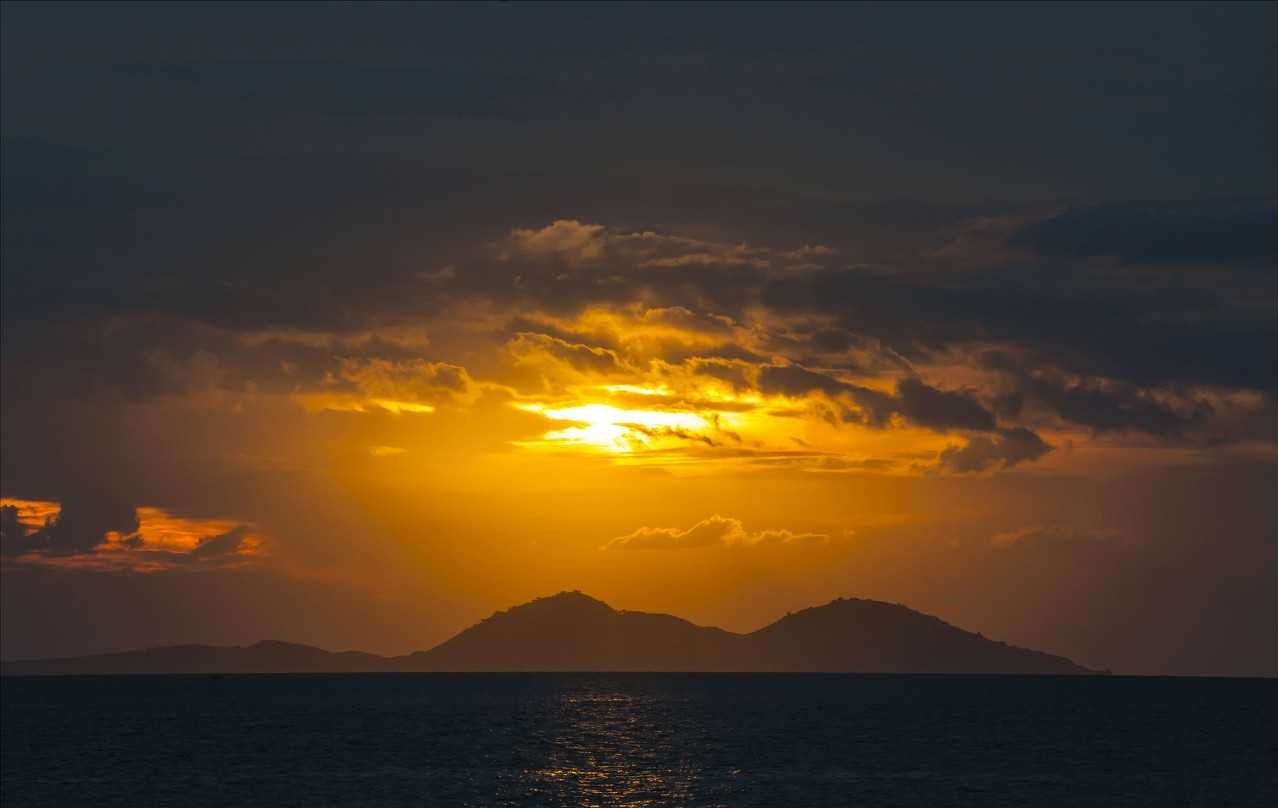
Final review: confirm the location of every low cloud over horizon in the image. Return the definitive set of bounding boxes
[604,515,830,551]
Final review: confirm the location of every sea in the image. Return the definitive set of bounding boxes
[2,673,1275,807]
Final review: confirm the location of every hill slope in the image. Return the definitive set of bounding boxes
[1,591,1096,675]
[744,598,1089,674]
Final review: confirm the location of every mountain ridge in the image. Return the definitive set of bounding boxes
[0,591,1101,675]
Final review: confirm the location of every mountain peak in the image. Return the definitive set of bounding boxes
[749,596,1089,674]
[484,590,616,622]
[779,597,924,622]
[538,590,613,608]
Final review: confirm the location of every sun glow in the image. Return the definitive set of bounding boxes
[513,402,713,452]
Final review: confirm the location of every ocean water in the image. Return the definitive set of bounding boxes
[2,674,1275,807]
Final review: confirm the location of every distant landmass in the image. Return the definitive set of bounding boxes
[0,592,1099,675]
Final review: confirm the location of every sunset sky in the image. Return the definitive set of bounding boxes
[2,2,1276,675]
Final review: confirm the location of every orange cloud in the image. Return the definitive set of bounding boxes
[294,358,478,415]
[604,515,829,550]
[1,498,264,573]
[505,219,606,262]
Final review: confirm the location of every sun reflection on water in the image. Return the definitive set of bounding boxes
[514,684,705,806]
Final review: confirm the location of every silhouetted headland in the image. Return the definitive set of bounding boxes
[1,592,1098,675]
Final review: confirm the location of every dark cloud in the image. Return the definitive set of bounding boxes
[685,358,753,391]
[21,497,139,556]
[0,496,257,569]
[1010,198,1278,268]
[4,128,1271,419]
[757,364,857,398]
[188,525,250,559]
[757,366,997,433]
[756,365,895,427]
[982,351,1206,436]
[802,327,862,355]
[896,377,995,432]
[763,268,1278,394]
[0,310,439,404]
[0,506,25,555]
[937,428,1052,473]
[624,424,731,449]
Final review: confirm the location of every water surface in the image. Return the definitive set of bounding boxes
[3,674,1274,806]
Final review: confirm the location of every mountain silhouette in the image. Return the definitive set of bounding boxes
[394,591,743,672]
[0,591,1097,675]
[0,640,388,676]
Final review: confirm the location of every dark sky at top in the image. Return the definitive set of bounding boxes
[5,2,1276,197]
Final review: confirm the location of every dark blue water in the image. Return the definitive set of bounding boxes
[2,674,1275,807]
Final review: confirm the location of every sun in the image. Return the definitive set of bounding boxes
[512,402,711,453]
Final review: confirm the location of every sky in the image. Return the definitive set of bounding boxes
[2,1,1276,675]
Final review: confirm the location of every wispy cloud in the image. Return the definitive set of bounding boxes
[604,515,829,551]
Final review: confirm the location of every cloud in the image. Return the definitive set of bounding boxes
[187,525,251,559]
[501,220,836,279]
[755,364,898,426]
[337,358,478,407]
[757,364,857,397]
[605,515,741,550]
[506,220,607,263]
[603,515,828,550]
[0,505,25,555]
[982,351,1206,436]
[621,424,727,448]
[757,365,997,433]
[936,427,1051,473]
[748,528,830,547]
[19,495,140,557]
[685,358,753,391]
[0,499,262,571]
[638,246,770,269]
[896,377,996,432]
[1010,198,1278,267]
[637,306,735,337]
[506,332,631,375]
[2,201,1274,493]
[762,267,1278,394]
